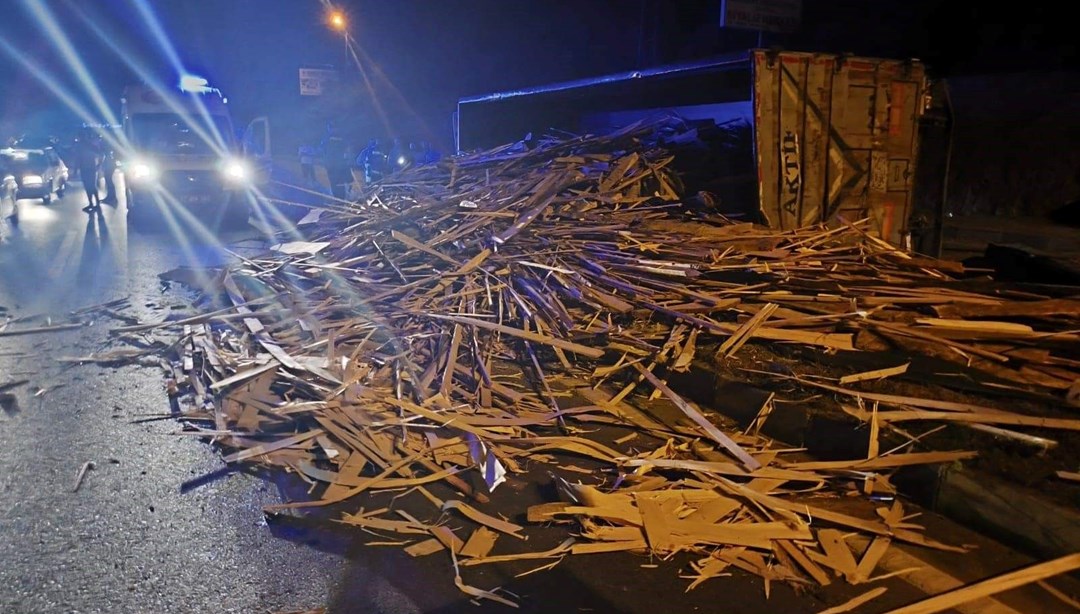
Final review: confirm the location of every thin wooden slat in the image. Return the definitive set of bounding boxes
[631,362,761,471]
[427,314,605,358]
[818,587,888,614]
[882,553,1080,614]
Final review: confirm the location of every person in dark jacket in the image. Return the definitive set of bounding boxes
[356,138,386,184]
[100,144,117,204]
[73,130,100,211]
[387,138,407,172]
[319,120,350,200]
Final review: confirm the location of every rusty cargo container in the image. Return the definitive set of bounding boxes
[752,50,928,245]
[454,49,928,245]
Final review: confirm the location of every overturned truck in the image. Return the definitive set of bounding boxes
[455,49,928,247]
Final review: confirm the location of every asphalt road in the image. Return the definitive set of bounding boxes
[0,175,1062,614]
[0,175,419,614]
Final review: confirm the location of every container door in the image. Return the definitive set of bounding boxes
[242,116,273,184]
[753,50,927,245]
[243,116,272,161]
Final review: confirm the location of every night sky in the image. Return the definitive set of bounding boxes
[0,0,1074,154]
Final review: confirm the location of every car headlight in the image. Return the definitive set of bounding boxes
[21,174,43,185]
[221,158,251,183]
[128,161,159,181]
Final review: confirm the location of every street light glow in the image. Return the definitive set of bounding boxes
[329,10,346,31]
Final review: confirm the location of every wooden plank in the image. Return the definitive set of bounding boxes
[935,298,1080,319]
[818,587,888,614]
[459,527,499,559]
[839,362,909,385]
[427,314,605,358]
[404,538,445,557]
[631,362,761,471]
[882,553,1080,614]
[817,529,859,582]
[443,500,526,540]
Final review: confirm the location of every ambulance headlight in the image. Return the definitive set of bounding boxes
[221,158,251,183]
[128,160,159,182]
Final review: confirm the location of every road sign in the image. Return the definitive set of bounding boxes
[299,67,339,96]
[721,0,801,33]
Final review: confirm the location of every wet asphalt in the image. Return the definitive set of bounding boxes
[0,175,428,614]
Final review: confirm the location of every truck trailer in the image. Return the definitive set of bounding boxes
[454,49,929,247]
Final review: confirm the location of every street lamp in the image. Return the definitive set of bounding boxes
[328,10,346,31]
[327,9,348,65]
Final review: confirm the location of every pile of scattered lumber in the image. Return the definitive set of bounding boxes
[121,119,1080,608]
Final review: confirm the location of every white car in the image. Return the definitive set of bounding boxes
[1,147,69,204]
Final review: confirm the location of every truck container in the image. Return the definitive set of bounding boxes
[454,49,928,246]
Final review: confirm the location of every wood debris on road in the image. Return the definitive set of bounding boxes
[124,118,1080,607]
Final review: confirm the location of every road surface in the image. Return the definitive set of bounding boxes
[0,175,422,614]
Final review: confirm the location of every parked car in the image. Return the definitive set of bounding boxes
[0,157,17,219]
[13,134,74,170]
[0,147,68,203]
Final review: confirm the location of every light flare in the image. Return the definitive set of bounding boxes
[21,0,121,128]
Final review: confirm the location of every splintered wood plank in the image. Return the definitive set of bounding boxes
[716,303,779,358]
[817,529,860,582]
[882,553,1080,614]
[874,409,1080,432]
[459,527,499,559]
[855,535,892,583]
[430,525,465,553]
[636,494,677,553]
[1056,471,1080,483]
[818,587,888,614]
[631,362,761,471]
[404,538,445,557]
[840,362,909,385]
[323,451,370,501]
[427,314,605,358]
[443,500,526,540]
[779,451,976,472]
[222,429,323,463]
[685,555,733,591]
[777,539,832,587]
[934,298,1080,319]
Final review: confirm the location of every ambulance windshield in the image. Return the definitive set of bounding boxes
[129,113,234,155]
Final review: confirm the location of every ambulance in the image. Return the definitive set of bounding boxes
[120,75,270,227]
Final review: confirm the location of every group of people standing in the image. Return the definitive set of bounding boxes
[73,128,117,212]
[300,121,441,201]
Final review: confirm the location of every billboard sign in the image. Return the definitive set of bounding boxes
[299,67,339,96]
[721,0,801,33]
